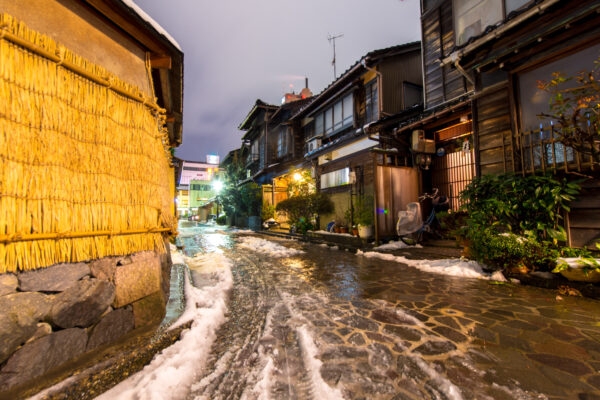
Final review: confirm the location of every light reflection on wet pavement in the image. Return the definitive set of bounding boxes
[178,224,600,400]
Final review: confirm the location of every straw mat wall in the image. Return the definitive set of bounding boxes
[0,14,175,273]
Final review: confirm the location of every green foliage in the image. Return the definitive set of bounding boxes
[275,193,334,226]
[460,173,581,245]
[261,201,275,221]
[286,169,315,197]
[537,57,600,165]
[219,157,262,218]
[468,231,555,271]
[459,173,582,271]
[216,215,227,225]
[355,195,374,227]
[552,243,600,275]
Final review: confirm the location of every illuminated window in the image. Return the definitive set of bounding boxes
[320,167,351,189]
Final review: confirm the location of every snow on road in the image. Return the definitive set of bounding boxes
[237,236,304,257]
[357,250,505,281]
[97,251,233,400]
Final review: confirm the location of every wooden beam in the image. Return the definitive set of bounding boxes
[85,0,171,54]
[151,54,172,69]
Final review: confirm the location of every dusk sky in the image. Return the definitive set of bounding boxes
[134,0,421,161]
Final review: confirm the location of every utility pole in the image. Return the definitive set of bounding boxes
[328,33,344,79]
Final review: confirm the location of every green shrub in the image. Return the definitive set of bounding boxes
[275,193,334,226]
[459,173,582,271]
[355,195,374,226]
[216,215,227,225]
[261,201,275,221]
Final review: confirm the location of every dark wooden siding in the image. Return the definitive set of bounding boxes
[380,51,422,115]
[421,1,471,109]
[422,8,443,108]
[568,179,600,248]
[474,86,514,175]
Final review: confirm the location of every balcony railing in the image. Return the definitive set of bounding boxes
[516,126,598,174]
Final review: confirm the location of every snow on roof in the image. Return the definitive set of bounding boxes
[120,0,182,51]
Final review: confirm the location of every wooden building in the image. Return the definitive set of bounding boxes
[292,42,423,238]
[373,0,600,247]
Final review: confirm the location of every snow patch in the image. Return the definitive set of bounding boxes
[237,236,304,257]
[357,250,492,280]
[97,252,233,400]
[120,0,182,51]
[312,230,353,237]
[232,229,255,234]
[373,240,423,250]
[296,325,344,400]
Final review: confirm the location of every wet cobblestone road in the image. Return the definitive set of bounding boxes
[179,226,600,400]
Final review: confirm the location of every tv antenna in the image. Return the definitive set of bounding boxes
[328,33,344,79]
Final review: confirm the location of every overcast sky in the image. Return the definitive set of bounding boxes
[134,0,421,161]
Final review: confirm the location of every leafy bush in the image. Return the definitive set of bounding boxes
[355,195,374,226]
[216,215,227,225]
[261,201,275,221]
[275,193,334,226]
[459,173,582,271]
[460,173,580,244]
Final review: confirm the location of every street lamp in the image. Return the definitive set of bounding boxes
[213,180,223,192]
[212,180,223,218]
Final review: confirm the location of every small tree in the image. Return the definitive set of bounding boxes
[276,192,334,230]
[537,58,600,166]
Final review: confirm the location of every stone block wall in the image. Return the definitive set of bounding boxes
[0,249,172,392]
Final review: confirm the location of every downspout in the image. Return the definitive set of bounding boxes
[361,58,383,118]
[451,54,475,87]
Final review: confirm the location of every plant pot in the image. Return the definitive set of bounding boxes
[334,227,341,233]
[352,228,358,236]
[340,227,349,234]
[559,268,600,283]
[358,225,373,239]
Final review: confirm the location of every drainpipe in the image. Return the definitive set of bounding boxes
[361,58,383,118]
[452,54,475,87]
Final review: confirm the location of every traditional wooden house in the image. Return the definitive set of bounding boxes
[371,0,600,247]
[239,100,279,178]
[255,90,313,226]
[291,42,423,239]
[0,0,182,393]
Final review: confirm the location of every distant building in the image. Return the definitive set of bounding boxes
[176,156,221,218]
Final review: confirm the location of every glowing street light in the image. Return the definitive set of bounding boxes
[213,180,223,192]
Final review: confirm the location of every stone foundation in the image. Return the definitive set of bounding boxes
[0,248,172,392]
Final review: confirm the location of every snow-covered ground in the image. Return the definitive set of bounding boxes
[97,250,233,400]
[356,250,506,281]
[373,240,423,250]
[237,236,304,257]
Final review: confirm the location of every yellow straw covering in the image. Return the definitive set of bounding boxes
[0,14,175,272]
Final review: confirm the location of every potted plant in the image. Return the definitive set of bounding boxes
[352,225,359,236]
[355,195,374,239]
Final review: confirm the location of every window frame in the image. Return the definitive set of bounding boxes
[314,93,354,138]
[452,0,533,47]
[365,80,379,124]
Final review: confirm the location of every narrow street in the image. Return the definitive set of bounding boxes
[122,224,600,400]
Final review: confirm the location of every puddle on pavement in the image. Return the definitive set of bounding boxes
[173,226,600,400]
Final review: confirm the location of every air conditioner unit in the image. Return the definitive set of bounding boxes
[307,137,322,153]
[412,130,436,154]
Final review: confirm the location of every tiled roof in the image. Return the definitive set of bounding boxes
[291,41,421,120]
